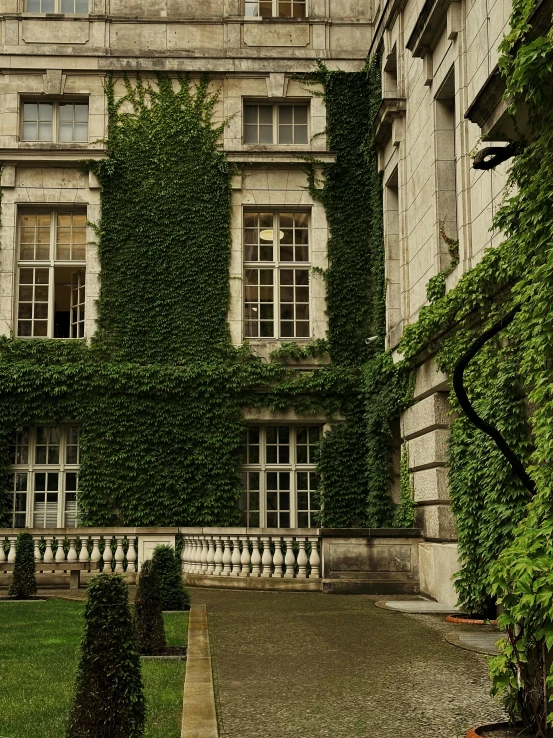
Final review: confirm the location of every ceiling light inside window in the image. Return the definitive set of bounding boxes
[259,229,285,242]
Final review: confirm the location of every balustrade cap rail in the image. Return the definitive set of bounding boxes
[0,527,422,537]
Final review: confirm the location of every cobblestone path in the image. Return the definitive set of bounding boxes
[192,589,504,738]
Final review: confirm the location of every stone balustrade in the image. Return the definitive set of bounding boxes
[0,526,423,594]
[0,531,138,576]
[180,532,321,580]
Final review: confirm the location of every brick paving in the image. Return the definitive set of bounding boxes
[192,589,505,738]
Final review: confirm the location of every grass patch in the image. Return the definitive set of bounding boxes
[0,598,188,738]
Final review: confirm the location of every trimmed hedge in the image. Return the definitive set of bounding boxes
[8,532,37,599]
[151,545,190,611]
[135,559,166,655]
[66,574,145,738]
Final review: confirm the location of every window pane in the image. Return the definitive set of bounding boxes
[38,104,53,121]
[259,106,272,124]
[244,126,258,144]
[26,0,41,9]
[23,122,37,141]
[294,125,308,144]
[279,107,293,125]
[259,126,273,144]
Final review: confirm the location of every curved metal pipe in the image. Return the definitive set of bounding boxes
[452,305,536,496]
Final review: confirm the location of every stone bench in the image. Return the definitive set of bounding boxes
[1,561,101,589]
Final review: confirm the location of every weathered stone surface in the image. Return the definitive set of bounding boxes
[408,428,449,470]
[401,391,450,439]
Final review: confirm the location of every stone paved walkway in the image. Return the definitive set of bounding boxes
[192,589,505,738]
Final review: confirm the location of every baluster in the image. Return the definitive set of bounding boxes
[283,536,295,579]
[180,537,188,573]
[55,536,66,563]
[43,537,54,564]
[0,536,6,564]
[103,536,113,573]
[261,536,273,578]
[308,536,321,579]
[7,536,17,563]
[213,537,224,576]
[230,536,241,577]
[194,538,203,573]
[222,536,232,576]
[239,535,251,577]
[33,536,41,563]
[114,537,125,573]
[126,537,137,573]
[187,538,196,573]
[250,536,261,577]
[79,536,90,563]
[90,536,102,569]
[297,537,308,579]
[206,537,216,575]
[67,537,78,562]
[200,537,209,574]
[272,536,284,578]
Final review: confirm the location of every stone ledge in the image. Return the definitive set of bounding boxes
[183,574,322,591]
[181,604,218,738]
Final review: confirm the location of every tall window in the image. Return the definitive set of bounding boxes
[244,104,308,145]
[245,0,306,17]
[9,426,81,529]
[22,101,88,143]
[240,425,321,528]
[244,211,310,339]
[25,0,88,12]
[17,211,87,338]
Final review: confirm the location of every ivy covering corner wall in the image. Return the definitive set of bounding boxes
[0,65,407,531]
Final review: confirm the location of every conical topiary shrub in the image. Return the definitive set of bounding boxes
[66,573,145,738]
[135,559,166,655]
[8,532,37,599]
[151,545,191,611]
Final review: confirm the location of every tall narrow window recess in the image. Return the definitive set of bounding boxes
[244,103,309,145]
[245,0,306,18]
[244,211,310,339]
[17,211,87,339]
[9,425,81,529]
[239,425,321,528]
[22,101,89,142]
[434,69,458,259]
[25,0,88,12]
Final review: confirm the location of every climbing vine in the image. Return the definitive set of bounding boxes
[0,65,405,531]
[393,0,553,729]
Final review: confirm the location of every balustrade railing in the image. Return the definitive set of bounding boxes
[0,527,323,586]
[0,532,138,574]
[180,533,321,580]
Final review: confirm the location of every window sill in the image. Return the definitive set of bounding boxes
[226,150,336,164]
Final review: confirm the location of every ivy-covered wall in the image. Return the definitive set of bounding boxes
[0,66,406,530]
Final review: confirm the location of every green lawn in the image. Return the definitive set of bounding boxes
[0,599,188,738]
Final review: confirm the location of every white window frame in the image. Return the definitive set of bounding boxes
[244,0,307,18]
[9,425,81,529]
[243,102,310,145]
[239,425,321,529]
[21,99,89,143]
[16,209,87,340]
[243,210,311,340]
[24,0,89,13]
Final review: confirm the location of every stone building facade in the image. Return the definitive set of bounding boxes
[0,0,526,603]
[0,0,373,534]
[370,0,530,604]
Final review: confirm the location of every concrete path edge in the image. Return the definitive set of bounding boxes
[181,604,219,738]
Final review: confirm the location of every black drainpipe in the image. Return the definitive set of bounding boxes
[452,304,536,496]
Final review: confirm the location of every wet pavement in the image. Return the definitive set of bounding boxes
[192,588,505,738]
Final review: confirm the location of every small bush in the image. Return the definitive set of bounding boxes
[66,573,145,738]
[8,532,37,599]
[151,545,190,611]
[135,559,166,655]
